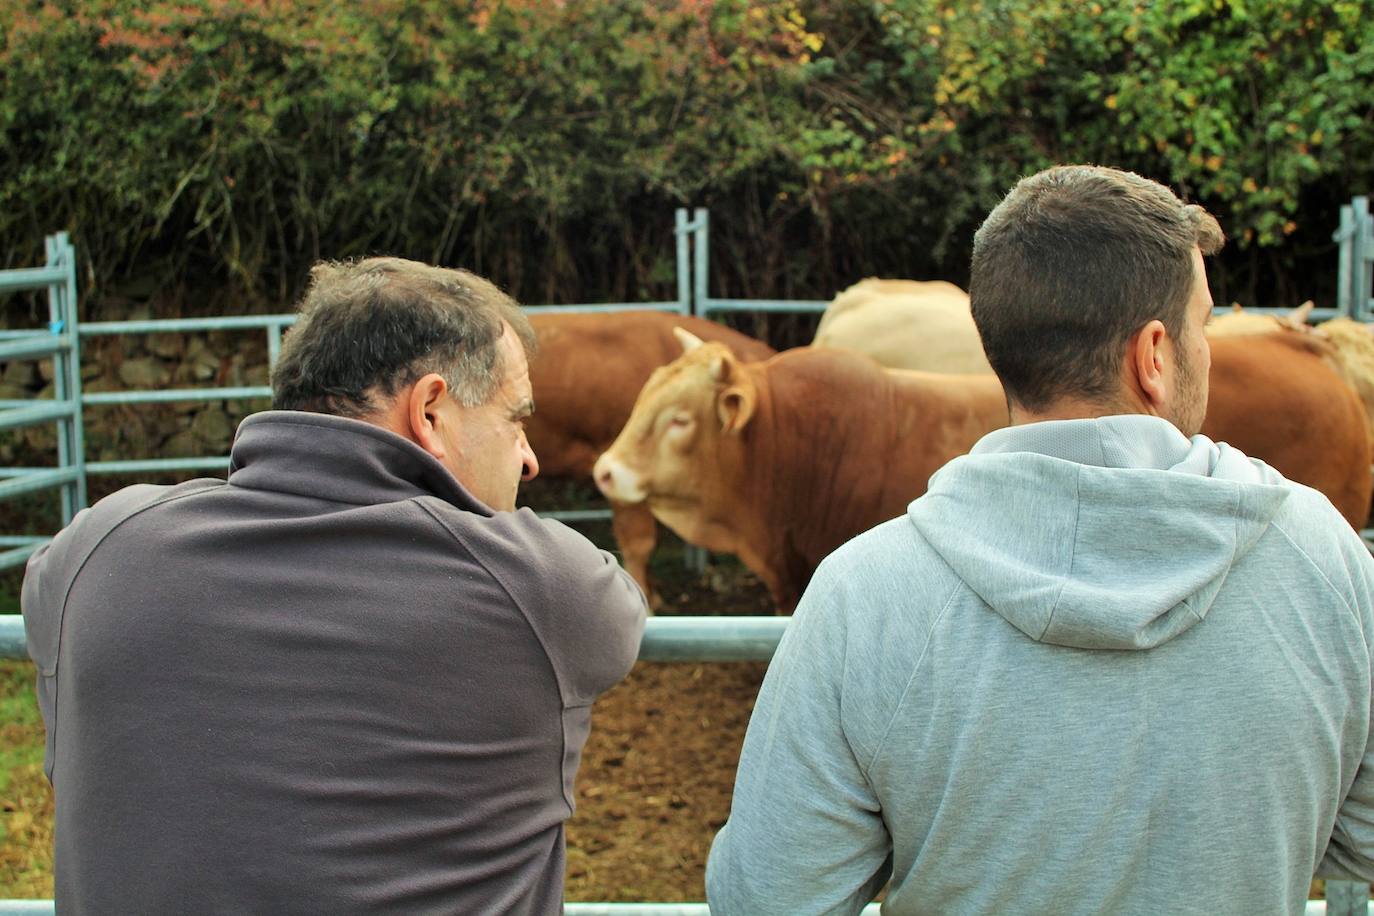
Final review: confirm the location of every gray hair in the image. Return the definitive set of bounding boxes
[271,257,535,417]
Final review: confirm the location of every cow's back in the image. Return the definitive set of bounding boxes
[725,348,1007,609]
[526,311,773,478]
[1204,333,1372,529]
[813,278,992,375]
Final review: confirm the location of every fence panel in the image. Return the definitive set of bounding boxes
[1334,196,1374,322]
[0,233,83,569]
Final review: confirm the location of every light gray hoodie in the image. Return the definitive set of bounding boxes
[707,415,1374,915]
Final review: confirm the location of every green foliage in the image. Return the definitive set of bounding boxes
[0,0,1371,314]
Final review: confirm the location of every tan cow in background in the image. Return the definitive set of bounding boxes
[1209,303,1374,455]
[525,310,775,606]
[594,330,1371,613]
[811,278,993,374]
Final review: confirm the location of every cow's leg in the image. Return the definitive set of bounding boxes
[610,500,661,612]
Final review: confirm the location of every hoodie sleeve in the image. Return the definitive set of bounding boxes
[1316,524,1374,882]
[706,561,891,916]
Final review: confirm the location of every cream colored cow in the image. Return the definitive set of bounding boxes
[811,278,993,375]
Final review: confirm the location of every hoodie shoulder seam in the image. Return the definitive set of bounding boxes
[1038,464,1084,641]
[862,581,963,776]
[1271,518,1358,624]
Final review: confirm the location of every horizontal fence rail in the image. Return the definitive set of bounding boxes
[1,611,1367,915]
[0,903,1360,916]
[0,614,787,663]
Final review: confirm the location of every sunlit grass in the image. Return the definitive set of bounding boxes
[0,659,53,898]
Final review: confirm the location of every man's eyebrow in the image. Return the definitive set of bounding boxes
[512,398,535,418]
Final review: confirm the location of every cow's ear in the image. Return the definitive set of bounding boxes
[718,384,756,434]
[674,327,706,353]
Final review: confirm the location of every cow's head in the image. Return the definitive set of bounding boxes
[593,329,757,507]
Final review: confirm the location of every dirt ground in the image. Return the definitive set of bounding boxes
[564,556,774,903]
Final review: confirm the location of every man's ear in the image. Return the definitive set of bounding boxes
[718,383,756,434]
[1129,319,1169,411]
[406,372,451,459]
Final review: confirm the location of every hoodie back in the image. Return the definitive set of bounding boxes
[707,415,1374,915]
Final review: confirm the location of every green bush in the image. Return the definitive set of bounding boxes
[0,0,1371,318]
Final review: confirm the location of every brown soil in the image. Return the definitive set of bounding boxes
[564,557,774,902]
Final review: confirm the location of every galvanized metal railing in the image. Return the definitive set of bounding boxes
[688,200,1374,323]
[0,613,788,663]
[0,612,1370,914]
[1336,196,1374,322]
[0,214,703,567]
[0,233,84,570]
[5,205,1374,913]
[684,208,831,317]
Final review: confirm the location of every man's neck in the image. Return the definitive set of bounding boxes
[1009,392,1157,427]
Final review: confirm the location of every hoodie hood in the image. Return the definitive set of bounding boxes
[909,415,1291,650]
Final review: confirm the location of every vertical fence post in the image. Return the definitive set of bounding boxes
[1354,196,1373,323]
[267,322,283,369]
[1335,204,1355,318]
[674,208,692,317]
[692,207,710,318]
[44,232,85,523]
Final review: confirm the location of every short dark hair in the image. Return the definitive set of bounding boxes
[969,165,1224,412]
[271,258,535,417]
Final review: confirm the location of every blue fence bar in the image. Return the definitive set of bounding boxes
[79,315,295,335]
[82,385,273,406]
[0,614,785,663]
[0,266,67,294]
[0,402,78,432]
[0,334,75,363]
[0,542,46,569]
[0,468,80,503]
[0,233,84,552]
[0,904,1361,916]
[0,904,882,915]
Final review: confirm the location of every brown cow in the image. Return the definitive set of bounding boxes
[593,330,1370,613]
[1205,332,1372,529]
[1209,305,1374,459]
[524,311,774,605]
[593,334,1008,612]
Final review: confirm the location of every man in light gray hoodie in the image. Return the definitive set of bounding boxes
[706,165,1374,914]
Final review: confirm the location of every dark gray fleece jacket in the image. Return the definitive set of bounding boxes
[22,410,647,915]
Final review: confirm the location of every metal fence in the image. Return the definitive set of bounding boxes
[0,612,1368,915]
[0,213,704,571]
[685,203,1371,323]
[4,204,1374,913]
[0,233,84,571]
[1336,196,1374,322]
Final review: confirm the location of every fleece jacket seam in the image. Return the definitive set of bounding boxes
[414,498,578,818]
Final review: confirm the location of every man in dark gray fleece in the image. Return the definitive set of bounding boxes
[22,258,648,914]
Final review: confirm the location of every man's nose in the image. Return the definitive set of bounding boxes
[521,434,539,482]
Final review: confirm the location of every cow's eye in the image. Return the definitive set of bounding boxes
[669,413,693,428]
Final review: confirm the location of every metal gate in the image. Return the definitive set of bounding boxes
[0,232,84,570]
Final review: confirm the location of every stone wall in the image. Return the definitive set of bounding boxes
[0,327,271,470]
